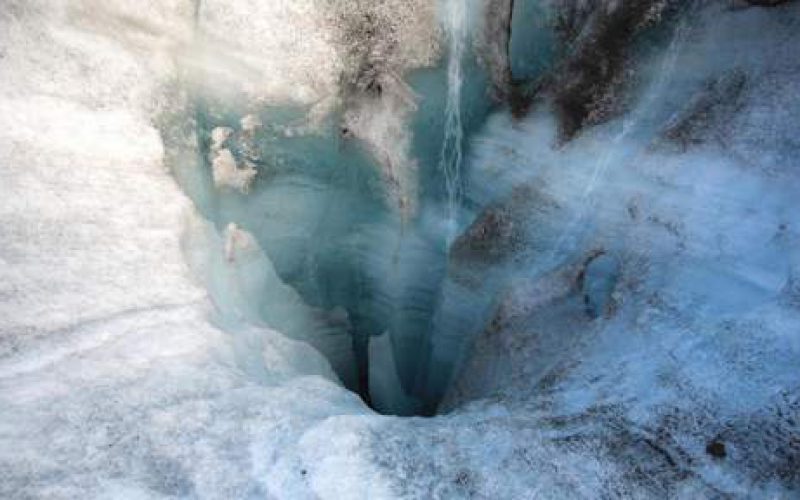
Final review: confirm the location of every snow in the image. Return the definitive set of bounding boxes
[0,2,368,498]
[193,0,341,106]
[1,0,799,498]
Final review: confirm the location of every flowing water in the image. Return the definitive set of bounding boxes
[438,0,468,241]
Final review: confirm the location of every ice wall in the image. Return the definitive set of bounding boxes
[161,0,501,415]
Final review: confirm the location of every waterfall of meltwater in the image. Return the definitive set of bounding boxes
[438,0,467,242]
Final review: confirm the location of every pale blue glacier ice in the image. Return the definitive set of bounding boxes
[1,0,799,498]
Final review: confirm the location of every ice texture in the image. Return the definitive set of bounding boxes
[1,0,799,498]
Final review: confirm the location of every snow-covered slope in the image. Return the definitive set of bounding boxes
[0,2,370,498]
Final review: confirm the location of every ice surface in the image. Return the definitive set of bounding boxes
[1,0,799,498]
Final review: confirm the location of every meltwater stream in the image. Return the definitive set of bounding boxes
[438,0,468,241]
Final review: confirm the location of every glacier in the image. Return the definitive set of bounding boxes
[1,0,799,498]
